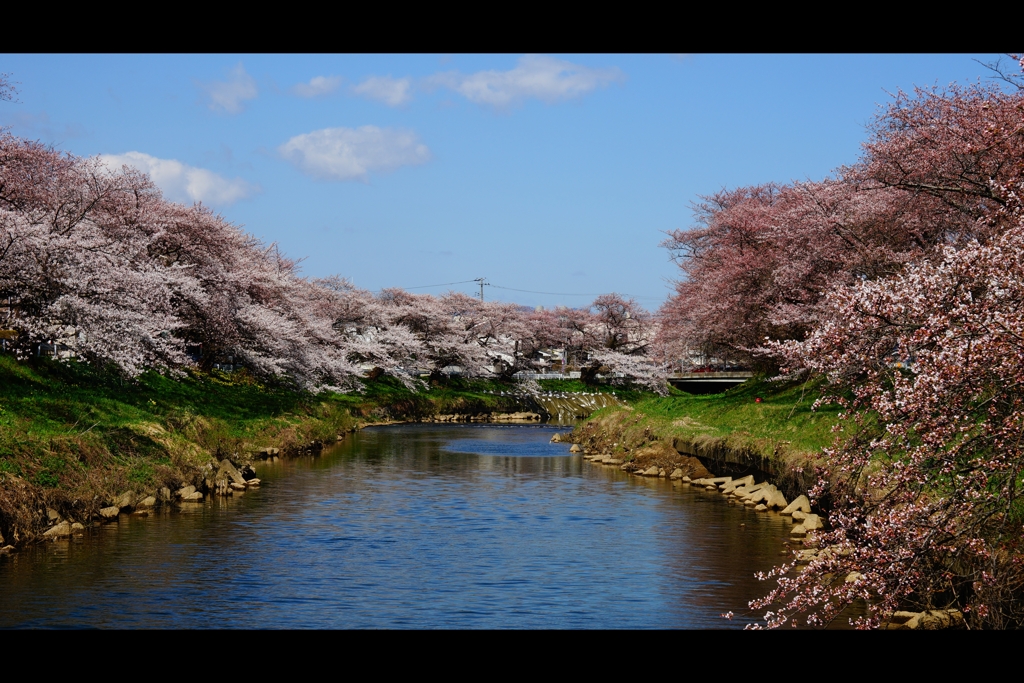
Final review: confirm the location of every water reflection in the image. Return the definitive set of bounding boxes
[0,423,799,629]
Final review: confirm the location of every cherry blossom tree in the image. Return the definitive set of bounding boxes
[318,277,425,388]
[659,79,1024,373]
[473,300,535,378]
[0,73,17,103]
[534,305,596,371]
[0,133,363,389]
[649,73,1024,627]
[373,289,480,379]
[0,135,195,375]
[583,294,665,390]
[757,186,1024,628]
[0,131,669,393]
[856,81,1024,238]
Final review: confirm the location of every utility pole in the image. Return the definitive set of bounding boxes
[474,277,486,302]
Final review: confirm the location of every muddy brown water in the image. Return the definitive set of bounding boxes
[0,423,827,629]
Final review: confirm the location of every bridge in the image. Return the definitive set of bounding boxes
[667,371,754,394]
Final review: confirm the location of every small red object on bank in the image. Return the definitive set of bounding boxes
[755,397,762,403]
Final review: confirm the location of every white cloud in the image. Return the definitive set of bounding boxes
[99,151,257,206]
[428,55,624,109]
[199,63,257,114]
[278,126,430,182]
[293,75,343,98]
[352,76,413,107]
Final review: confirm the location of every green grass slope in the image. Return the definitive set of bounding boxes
[574,376,845,472]
[0,357,534,544]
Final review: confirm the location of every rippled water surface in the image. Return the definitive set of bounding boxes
[0,424,797,628]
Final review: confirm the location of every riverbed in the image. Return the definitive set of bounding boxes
[0,423,796,628]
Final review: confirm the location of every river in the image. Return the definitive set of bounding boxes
[0,423,797,628]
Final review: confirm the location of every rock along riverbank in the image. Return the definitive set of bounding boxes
[0,389,611,556]
[562,407,966,629]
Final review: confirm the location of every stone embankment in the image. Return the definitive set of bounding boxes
[567,435,820,538]
[0,431,355,556]
[561,429,964,629]
[2,394,586,554]
[3,390,609,556]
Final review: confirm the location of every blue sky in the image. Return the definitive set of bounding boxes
[0,54,1008,309]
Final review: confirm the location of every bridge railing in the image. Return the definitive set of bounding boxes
[668,371,754,380]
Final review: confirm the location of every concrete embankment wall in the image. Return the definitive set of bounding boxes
[531,393,622,422]
[671,437,816,500]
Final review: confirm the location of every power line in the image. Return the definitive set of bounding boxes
[372,279,664,302]
[489,284,605,296]
[488,283,664,301]
[404,279,479,290]
[374,279,479,292]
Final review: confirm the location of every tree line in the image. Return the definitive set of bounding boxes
[0,130,661,391]
[657,62,1024,628]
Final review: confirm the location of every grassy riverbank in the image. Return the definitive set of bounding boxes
[0,355,835,548]
[570,376,845,485]
[0,356,542,546]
